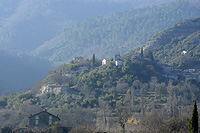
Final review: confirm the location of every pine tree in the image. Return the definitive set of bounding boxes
[189,100,198,133]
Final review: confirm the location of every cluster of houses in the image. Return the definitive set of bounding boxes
[102,52,200,83]
[37,50,200,96]
[102,54,124,67]
[161,63,200,82]
[102,52,142,67]
[1,110,71,133]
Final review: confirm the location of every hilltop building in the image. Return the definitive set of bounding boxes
[114,54,124,67]
[102,59,111,66]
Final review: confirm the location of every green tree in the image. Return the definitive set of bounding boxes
[188,100,198,133]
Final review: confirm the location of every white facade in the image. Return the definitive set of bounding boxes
[115,60,123,67]
[102,59,111,66]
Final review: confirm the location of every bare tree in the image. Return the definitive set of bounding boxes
[96,99,112,132]
[140,110,189,133]
[116,105,131,133]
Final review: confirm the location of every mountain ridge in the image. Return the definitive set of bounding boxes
[144,17,200,68]
[31,0,200,65]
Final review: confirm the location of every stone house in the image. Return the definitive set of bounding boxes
[39,84,69,95]
[29,110,60,129]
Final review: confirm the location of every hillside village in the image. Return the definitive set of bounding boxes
[39,48,200,96]
[1,48,200,132]
[0,1,200,132]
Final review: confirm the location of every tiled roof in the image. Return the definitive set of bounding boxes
[29,110,60,120]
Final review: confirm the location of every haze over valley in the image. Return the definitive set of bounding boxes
[0,0,184,92]
[1,1,200,132]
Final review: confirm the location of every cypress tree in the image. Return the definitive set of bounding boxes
[93,54,95,65]
[189,100,198,133]
[141,47,144,58]
[91,54,95,66]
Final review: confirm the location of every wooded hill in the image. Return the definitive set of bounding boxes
[31,0,200,64]
[0,52,199,132]
[1,10,200,133]
[144,17,200,69]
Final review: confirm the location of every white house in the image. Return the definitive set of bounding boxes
[102,59,111,66]
[115,60,123,67]
[114,54,124,67]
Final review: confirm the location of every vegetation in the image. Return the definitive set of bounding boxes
[1,10,200,132]
[32,0,200,64]
[188,100,198,133]
[146,17,200,69]
[0,53,200,132]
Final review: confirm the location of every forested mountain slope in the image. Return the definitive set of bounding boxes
[31,0,200,64]
[2,17,200,131]
[1,51,200,132]
[0,0,176,93]
[144,17,200,69]
[0,0,134,51]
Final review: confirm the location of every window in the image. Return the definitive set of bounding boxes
[49,116,52,125]
[35,115,39,125]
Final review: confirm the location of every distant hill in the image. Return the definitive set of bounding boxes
[0,0,142,51]
[31,0,200,64]
[0,51,53,94]
[0,0,176,93]
[144,17,200,69]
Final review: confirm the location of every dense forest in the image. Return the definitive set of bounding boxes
[31,0,200,64]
